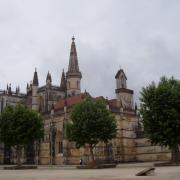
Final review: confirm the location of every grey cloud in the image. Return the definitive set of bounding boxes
[0,0,180,105]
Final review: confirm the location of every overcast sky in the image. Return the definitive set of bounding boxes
[0,0,180,103]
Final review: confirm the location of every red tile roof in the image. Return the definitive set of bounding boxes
[54,95,83,110]
[54,93,121,112]
[94,96,105,101]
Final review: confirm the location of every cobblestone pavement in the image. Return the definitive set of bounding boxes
[0,164,180,180]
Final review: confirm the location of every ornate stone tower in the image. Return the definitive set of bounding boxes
[66,37,82,96]
[115,69,134,110]
[32,68,39,111]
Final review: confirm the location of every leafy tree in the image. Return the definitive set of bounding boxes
[65,98,117,165]
[140,77,180,163]
[0,104,44,166]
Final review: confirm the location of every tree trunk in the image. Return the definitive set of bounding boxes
[171,144,180,163]
[105,142,108,162]
[17,145,22,166]
[89,144,95,166]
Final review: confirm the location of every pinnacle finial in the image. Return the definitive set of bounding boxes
[60,68,66,90]
[33,68,39,86]
[72,35,75,42]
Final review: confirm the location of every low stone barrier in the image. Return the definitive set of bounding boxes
[136,167,155,176]
[4,165,37,170]
[77,163,116,169]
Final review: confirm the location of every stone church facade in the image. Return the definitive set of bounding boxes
[0,37,171,165]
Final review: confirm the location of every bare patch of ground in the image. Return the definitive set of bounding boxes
[0,163,179,180]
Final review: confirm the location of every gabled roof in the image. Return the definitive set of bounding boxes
[54,94,135,114]
[54,92,106,111]
[54,94,84,110]
[38,85,61,92]
[115,69,127,80]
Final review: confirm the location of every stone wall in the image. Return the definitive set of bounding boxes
[38,110,172,165]
[39,142,49,165]
[135,138,171,162]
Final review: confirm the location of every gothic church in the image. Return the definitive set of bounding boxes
[0,37,171,165]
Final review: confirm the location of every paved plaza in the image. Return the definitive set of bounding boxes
[0,163,180,180]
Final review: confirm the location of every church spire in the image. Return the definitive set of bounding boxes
[66,36,82,96]
[33,68,39,86]
[68,36,80,73]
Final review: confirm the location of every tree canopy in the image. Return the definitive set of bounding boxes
[65,98,117,164]
[0,104,44,165]
[140,76,180,162]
